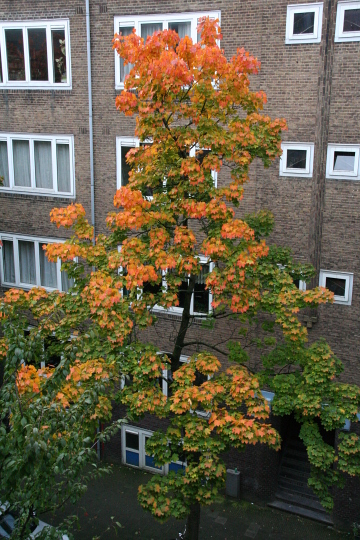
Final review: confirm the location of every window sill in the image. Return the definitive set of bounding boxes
[0,188,75,199]
[0,83,72,91]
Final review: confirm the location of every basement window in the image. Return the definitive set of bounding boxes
[335,2,360,41]
[326,144,360,180]
[285,3,323,44]
[319,270,353,305]
[279,143,314,177]
[0,20,71,88]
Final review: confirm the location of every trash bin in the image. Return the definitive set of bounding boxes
[226,468,240,498]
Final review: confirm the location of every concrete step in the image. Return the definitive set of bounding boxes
[268,500,333,525]
[278,478,316,498]
[279,466,310,481]
[275,489,327,514]
[281,457,311,471]
[282,448,309,461]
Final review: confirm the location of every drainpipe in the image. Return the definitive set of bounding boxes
[85,0,95,244]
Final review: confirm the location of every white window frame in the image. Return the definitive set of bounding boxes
[285,3,323,44]
[335,1,360,42]
[319,270,353,305]
[0,133,75,197]
[114,11,221,90]
[0,19,71,89]
[326,144,360,180]
[279,142,314,177]
[0,233,71,292]
[121,426,165,474]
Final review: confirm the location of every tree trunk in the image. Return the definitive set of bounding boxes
[184,502,201,540]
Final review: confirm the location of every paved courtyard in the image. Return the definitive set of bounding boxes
[49,464,350,539]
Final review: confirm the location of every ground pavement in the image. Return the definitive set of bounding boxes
[48,464,350,540]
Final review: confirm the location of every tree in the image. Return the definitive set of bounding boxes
[1,17,360,540]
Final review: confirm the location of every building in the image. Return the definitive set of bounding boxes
[1,0,360,528]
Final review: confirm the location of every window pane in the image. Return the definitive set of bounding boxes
[325,277,346,297]
[125,431,139,450]
[143,277,161,296]
[121,145,133,186]
[141,23,163,41]
[293,12,315,35]
[178,278,189,309]
[286,149,307,169]
[343,8,360,32]
[28,28,48,81]
[0,45,3,82]
[119,26,134,82]
[168,21,191,39]
[13,140,31,187]
[61,269,74,292]
[18,240,36,284]
[193,264,209,313]
[35,141,53,189]
[0,141,9,187]
[126,450,139,466]
[56,144,71,192]
[52,29,66,83]
[333,151,355,172]
[39,244,57,288]
[2,240,15,283]
[5,29,25,81]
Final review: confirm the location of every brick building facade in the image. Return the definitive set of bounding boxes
[1,0,360,529]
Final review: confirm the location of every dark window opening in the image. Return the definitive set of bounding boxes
[286,149,307,169]
[44,336,61,368]
[333,151,355,172]
[343,8,360,32]
[125,431,139,450]
[143,274,162,296]
[28,28,48,81]
[5,29,25,81]
[325,277,346,297]
[293,12,315,34]
[177,277,189,309]
[52,29,66,83]
[0,46,3,82]
[293,279,300,289]
[195,370,207,387]
[193,264,210,313]
[120,146,132,186]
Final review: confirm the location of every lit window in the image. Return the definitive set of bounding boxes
[114,11,221,89]
[326,144,360,180]
[335,1,360,42]
[0,234,74,292]
[279,143,314,177]
[0,134,74,196]
[319,270,353,305]
[0,20,71,88]
[285,3,323,44]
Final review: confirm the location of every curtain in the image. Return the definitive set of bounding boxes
[2,240,15,283]
[141,23,163,41]
[61,269,74,292]
[13,140,31,187]
[120,26,134,82]
[0,141,9,187]
[18,240,36,284]
[168,21,191,39]
[56,143,71,192]
[39,244,57,288]
[35,141,53,189]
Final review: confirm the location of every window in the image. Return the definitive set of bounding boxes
[326,144,360,180]
[121,426,164,474]
[319,270,353,305]
[335,1,360,41]
[293,278,307,291]
[279,143,314,177]
[0,234,74,292]
[114,11,221,89]
[0,20,71,88]
[285,3,323,44]
[0,134,75,196]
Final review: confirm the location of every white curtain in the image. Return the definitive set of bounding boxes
[61,269,74,292]
[169,21,191,39]
[120,26,134,82]
[35,141,53,189]
[56,144,71,192]
[3,240,15,283]
[141,23,163,41]
[40,244,57,288]
[18,240,36,284]
[13,140,31,187]
[0,141,9,187]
